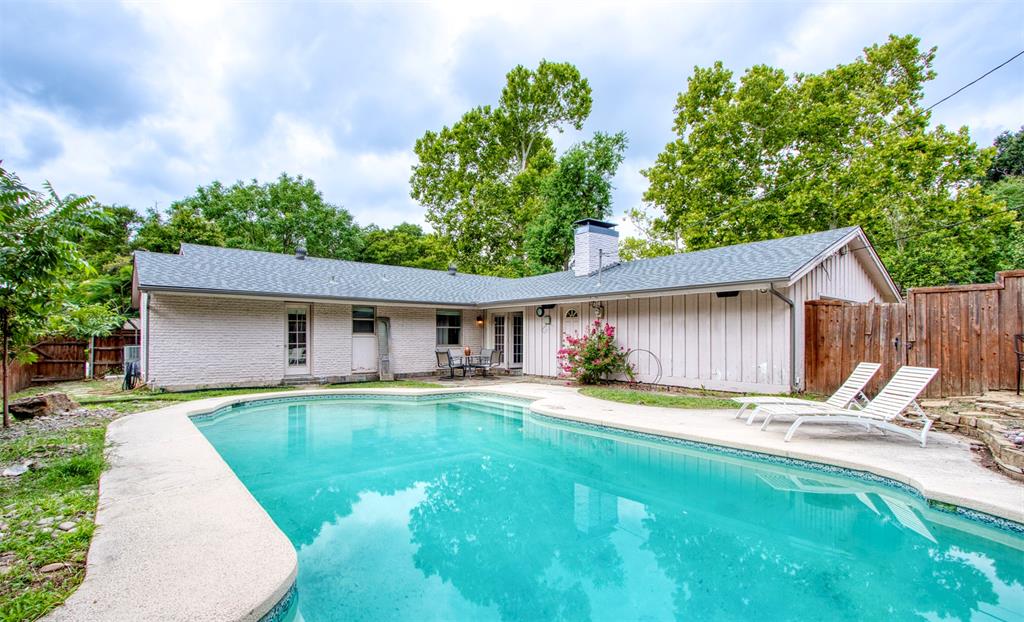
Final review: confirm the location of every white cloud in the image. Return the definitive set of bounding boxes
[2,0,1021,229]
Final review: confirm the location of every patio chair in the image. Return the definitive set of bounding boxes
[753,366,939,447]
[435,349,461,380]
[476,348,502,377]
[733,362,881,425]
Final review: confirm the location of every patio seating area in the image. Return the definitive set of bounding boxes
[435,347,503,379]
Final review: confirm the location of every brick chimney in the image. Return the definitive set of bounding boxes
[572,219,619,276]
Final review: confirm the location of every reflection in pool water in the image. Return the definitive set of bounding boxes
[195,397,1024,622]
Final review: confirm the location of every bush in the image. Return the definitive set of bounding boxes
[557,320,635,384]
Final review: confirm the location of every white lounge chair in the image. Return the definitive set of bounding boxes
[733,362,881,425]
[753,366,939,447]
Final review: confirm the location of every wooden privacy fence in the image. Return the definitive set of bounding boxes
[3,330,138,393]
[805,270,1024,398]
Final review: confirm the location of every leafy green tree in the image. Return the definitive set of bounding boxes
[0,166,112,427]
[133,205,225,253]
[73,204,140,314]
[988,126,1024,182]
[986,177,1024,270]
[136,174,361,260]
[641,35,1014,287]
[411,60,592,275]
[524,132,627,273]
[617,207,684,262]
[358,223,450,270]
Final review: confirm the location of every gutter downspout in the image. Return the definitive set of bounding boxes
[769,284,798,393]
[144,293,151,385]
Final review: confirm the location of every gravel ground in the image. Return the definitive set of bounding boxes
[0,407,122,443]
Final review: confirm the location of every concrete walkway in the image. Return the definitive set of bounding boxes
[47,383,1023,621]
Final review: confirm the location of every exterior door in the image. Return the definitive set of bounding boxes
[511,312,524,368]
[492,314,506,367]
[285,305,310,376]
[352,306,378,372]
[561,304,582,342]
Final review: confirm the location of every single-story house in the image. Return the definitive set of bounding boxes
[131,221,900,393]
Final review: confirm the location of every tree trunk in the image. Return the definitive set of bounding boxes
[2,308,9,429]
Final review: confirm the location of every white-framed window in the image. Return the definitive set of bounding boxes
[353,306,375,334]
[436,310,462,345]
[564,308,579,319]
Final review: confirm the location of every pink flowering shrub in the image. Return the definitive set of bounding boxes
[557,320,635,384]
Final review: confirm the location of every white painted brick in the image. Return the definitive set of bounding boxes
[147,294,285,389]
[311,302,352,377]
[145,294,484,388]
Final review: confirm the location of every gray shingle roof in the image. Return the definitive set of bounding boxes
[134,226,862,307]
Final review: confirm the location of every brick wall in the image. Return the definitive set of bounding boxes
[376,307,482,374]
[311,302,352,378]
[145,294,481,389]
[148,294,286,389]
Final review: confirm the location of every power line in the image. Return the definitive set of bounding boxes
[921,49,1024,113]
[842,202,1022,256]
[684,48,1024,230]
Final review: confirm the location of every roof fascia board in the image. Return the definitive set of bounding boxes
[130,255,141,309]
[140,287,477,309]
[785,228,862,285]
[478,280,782,308]
[785,228,902,302]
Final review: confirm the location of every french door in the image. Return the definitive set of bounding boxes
[285,304,310,375]
[493,315,506,365]
[511,312,523,367]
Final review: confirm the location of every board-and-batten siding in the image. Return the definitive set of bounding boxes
[789,248,890,387]
[518,243,889,393]
[522,291,791,392]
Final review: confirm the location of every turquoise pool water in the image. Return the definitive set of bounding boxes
[195,395,1024,622]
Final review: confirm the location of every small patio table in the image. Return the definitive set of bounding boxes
[462,355,489,378]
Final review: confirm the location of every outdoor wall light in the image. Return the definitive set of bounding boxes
[476,315,484,326]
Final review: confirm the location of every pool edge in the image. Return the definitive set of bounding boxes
[49,384,1022,621]
[191,387,1024,534]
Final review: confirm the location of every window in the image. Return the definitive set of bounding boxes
[287,308,308,366]
[564,308,579,319]
[436,310,462,345]
[493,315,505,360]
[353,306,375,334]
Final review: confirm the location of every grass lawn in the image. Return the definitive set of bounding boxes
[0,376,450,619]
[578,386,740,409]
[0,426,105,622]
[0,381,305,620]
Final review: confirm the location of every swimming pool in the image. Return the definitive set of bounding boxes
[195,394,1024,622]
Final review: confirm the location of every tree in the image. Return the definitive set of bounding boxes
[411,60,592,275]
[0,166,111,427]
[523,132,627,273]
[358,223,450,270]
[136,174,362,260]
[988,126,1024,182]
[640,35,1014,288]
[75,204,140,314]
[986,177,1024,270]
[133,205,225,253]
[617,207,684,262]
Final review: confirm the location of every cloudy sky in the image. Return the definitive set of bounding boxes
[2,1,1022,235]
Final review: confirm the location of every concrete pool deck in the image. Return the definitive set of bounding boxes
[48,383,1024,621]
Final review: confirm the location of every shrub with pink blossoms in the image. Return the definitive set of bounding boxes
[557,320,635,384]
